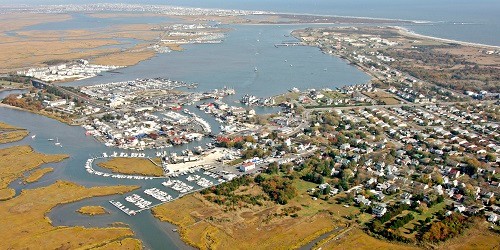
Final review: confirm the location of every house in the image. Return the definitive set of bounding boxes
[330,188,339,196]
[453,193,463,201]
[488,213,498,223]
[448,169,461,179]
[318,183,330,190]
[239,162,256,172]
[340,143,351,151]
[375,193,386,201]
[433,185,444,195]
[455,204,466,213]
[372,204,388,217]
[376,182,389,191]
[43,99,67,107]
[355,195,371,206]
[401,199,411,205]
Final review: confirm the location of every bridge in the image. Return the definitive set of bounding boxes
[31,79,108,111]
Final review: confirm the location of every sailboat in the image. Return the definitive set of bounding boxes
[254,67,258,72]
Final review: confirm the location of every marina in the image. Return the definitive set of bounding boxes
[3,1,497,248]
[82,151,232,216]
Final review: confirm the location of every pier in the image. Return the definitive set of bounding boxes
[274,41,305,47]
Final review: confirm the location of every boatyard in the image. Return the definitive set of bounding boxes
[85,150,242,216]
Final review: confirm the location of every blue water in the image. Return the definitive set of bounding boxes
[66,24,371,98]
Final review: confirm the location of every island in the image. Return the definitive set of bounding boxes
[0,122,29,144]
[97,157,164,177]
[77,205,109,216]
[25,167,54,183]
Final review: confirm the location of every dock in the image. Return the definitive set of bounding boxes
[274,42,305,47]
[109,200,137,216]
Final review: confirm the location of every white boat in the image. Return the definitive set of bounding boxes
[54,137,61,146]
[31,134,36,139]
[48,138,54,141]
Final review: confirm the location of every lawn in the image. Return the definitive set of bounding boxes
[396,202,447,238]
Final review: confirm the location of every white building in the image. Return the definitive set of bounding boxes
[372,204,387,217]
[239,162,256,172]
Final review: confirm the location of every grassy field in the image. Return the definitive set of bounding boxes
[0,13,160,72]
[152,181,343,250]
[288,180,361,218]
[91,49,156,66]
[273,92,301,104]
[97,157,164,177]
[0,180,141,249]
[0,145,68,197]
[93,237,142,250]
[25,167,54,183]
[362,91,401,105]
[0,188,15,201]
[0,80,25,89]
[440,221,500,250]
[77,205,108,216]
[0,122,29,144]
[319,228,420,250]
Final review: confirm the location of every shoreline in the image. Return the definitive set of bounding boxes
[394,26,500,50]
[0,103,76,125]
[0,87,28,93]
[268,12,422,24]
